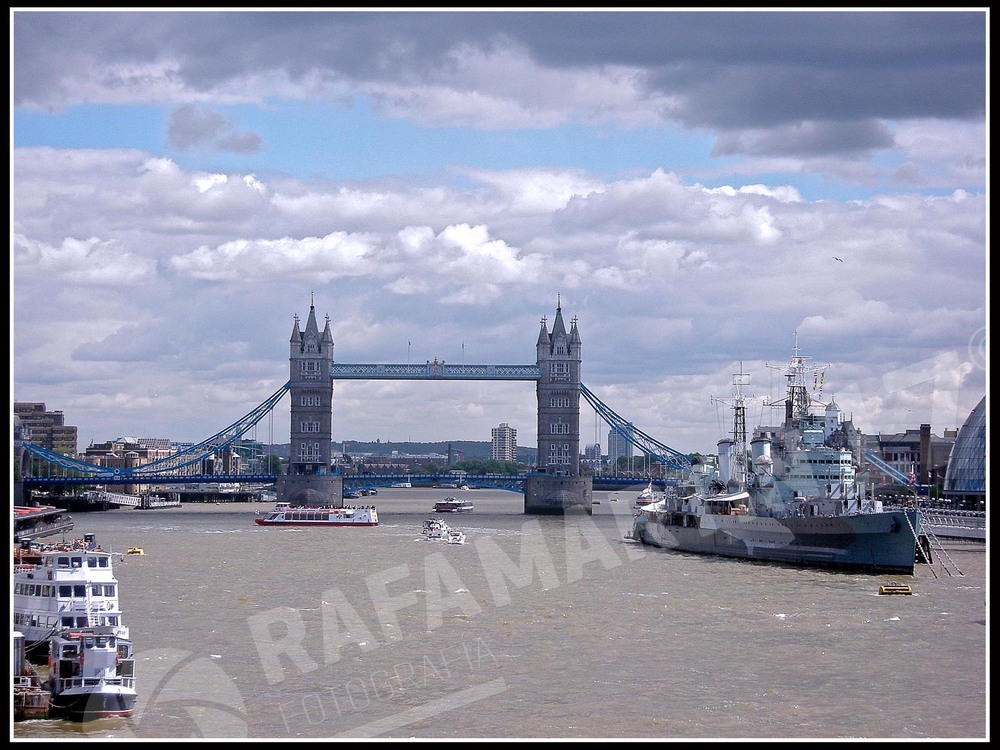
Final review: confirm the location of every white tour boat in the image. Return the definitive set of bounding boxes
[433,497,475,513]
[13,534,129,655]
[254,502,378,527]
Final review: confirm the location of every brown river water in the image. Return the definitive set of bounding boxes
[11,488,988,740]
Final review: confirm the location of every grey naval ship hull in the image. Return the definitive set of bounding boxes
[633,508,921,574]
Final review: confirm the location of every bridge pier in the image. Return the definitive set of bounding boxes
[276,475,344,508]
[523,474,593,515]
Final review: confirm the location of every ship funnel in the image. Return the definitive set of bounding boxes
[751,437,772,474]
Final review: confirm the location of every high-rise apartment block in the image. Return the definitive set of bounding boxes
[607,425,633,467]
[491,422,518,462]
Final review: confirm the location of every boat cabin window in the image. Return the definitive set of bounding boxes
[61,616,75,627]
[57,556,70,567]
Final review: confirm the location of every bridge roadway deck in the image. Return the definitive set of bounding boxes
[328,363,541,380]
[23,473,663,492]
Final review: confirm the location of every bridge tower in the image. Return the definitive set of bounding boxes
[524,298,593,514]
[276,295,343,506]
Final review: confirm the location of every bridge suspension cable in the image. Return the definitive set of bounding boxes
[579,383,692,472]
[22,382,291,478]
[23,380,690,479]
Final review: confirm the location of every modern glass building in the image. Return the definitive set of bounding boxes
[942,396,986,510]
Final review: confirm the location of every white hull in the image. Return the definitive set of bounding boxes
[255,504,378,526]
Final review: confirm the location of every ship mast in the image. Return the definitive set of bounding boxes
[731,364,749,487]
[767,331,829,429]
[712,363,751,488]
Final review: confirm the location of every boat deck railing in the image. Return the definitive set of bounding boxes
[53,675,136,692]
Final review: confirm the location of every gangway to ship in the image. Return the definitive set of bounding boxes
[81,490,183,510]
[863,450,964,577]
[911,515,964,578]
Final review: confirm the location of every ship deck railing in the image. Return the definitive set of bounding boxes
[52,675,136,691]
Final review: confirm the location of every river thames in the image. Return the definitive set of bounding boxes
[11,488,988,741]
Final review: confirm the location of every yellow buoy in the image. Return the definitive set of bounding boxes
[126,546,145,556]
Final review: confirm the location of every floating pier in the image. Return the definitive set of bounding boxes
[878,584,914,596]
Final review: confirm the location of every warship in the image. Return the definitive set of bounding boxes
[631,340,922,574]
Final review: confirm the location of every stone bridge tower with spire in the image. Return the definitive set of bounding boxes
[524,297,593,514]
[276,295,343,506]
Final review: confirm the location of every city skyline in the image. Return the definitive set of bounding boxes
[16,396,966,468]
[11,9,987,456]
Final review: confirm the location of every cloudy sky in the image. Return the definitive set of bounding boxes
[11,9,987,457]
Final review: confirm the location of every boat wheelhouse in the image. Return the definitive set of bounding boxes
[46,626,137,720]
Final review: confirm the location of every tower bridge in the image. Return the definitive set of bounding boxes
[17,298,693,514]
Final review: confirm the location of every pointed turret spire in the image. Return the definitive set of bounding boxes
[550,302,567,340]
[303,299,320,339]
[569,315,582,347]
[536,316,550,347]
[322,314,334,350]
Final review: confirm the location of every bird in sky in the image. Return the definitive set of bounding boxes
[833,256,844,262]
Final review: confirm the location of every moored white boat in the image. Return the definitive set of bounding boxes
[13,534,129,655]
[45,626,137,720]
